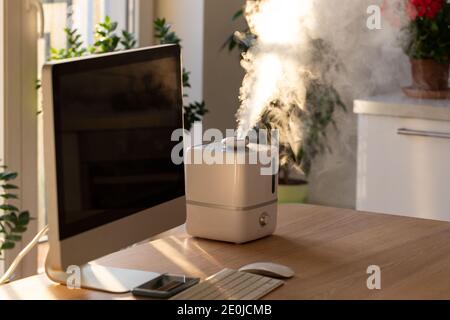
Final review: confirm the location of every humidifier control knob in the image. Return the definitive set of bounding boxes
[259,213,270,227]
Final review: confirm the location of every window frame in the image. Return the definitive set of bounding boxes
[0,0,154,279]
[0,0,40,279]
[135,0,154,47]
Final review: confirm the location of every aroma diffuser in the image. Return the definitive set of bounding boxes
[185,138,278,244]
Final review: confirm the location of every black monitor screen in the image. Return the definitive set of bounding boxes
[51,45,185,240]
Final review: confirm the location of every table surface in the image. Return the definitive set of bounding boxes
[1,204,449,300]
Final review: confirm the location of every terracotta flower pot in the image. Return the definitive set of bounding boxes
[411,59,449,91]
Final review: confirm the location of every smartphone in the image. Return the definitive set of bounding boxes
[132,274,200,299]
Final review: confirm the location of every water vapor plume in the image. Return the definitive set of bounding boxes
[236,0,411,179]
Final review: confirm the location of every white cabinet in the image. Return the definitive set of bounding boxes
[355,93,450,222]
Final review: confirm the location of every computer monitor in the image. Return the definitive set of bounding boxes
[42,45,186,293]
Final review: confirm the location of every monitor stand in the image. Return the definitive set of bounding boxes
[45,261,160,293]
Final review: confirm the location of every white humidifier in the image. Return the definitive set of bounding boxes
[185,137,278,244]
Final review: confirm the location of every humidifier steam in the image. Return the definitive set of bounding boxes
[222,136,250,150]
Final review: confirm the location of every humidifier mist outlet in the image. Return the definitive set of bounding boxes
[185,141,278,244]
[221,137,250,150]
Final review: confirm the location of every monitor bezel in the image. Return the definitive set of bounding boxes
[49,44,184,240]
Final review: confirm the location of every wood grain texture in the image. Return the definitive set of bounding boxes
[0,204,449,300]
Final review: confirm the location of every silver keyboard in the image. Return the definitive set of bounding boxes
[170,269,284,300]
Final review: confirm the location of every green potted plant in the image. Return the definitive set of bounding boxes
[402,0,450,98]
[224,8,346,203]
[0,168,32,280]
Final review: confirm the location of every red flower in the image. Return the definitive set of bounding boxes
[408,0,444,20]
[406,1,419,20]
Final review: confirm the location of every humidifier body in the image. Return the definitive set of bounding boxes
[185,142,278,244]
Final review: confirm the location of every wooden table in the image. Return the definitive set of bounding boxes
[1,204,449,300]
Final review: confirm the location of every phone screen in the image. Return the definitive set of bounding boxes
[133,275,199,298]
[139,276,186,292]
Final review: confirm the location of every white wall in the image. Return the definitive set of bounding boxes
[103,0,128,32]
[155,0,204,104]
[140,1,361,209]
[203,0,245,133]
[307,112,358,209]
[148,1,365,210]
[153,0,245,130]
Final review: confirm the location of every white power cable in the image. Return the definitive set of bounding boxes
[0,225,49,285]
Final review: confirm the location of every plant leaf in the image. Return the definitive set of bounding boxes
[18,211,30,225]
[0,204,19,212]
[0,213,17,223]
[1,242,15,250]
[0,172,18,181]
[0,194,18,199]
[2,184,19,190]
[5,234,22,241]
[12,226,27,233]
[232,9,244,21]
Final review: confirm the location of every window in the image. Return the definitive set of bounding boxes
[39,0,136,65]
[1,0,153,279]
[1,0,41,278]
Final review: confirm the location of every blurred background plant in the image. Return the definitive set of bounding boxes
[47,16,207,130]
[89,15,121,53]
[0,168,32,259]
[224,6,347,182]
